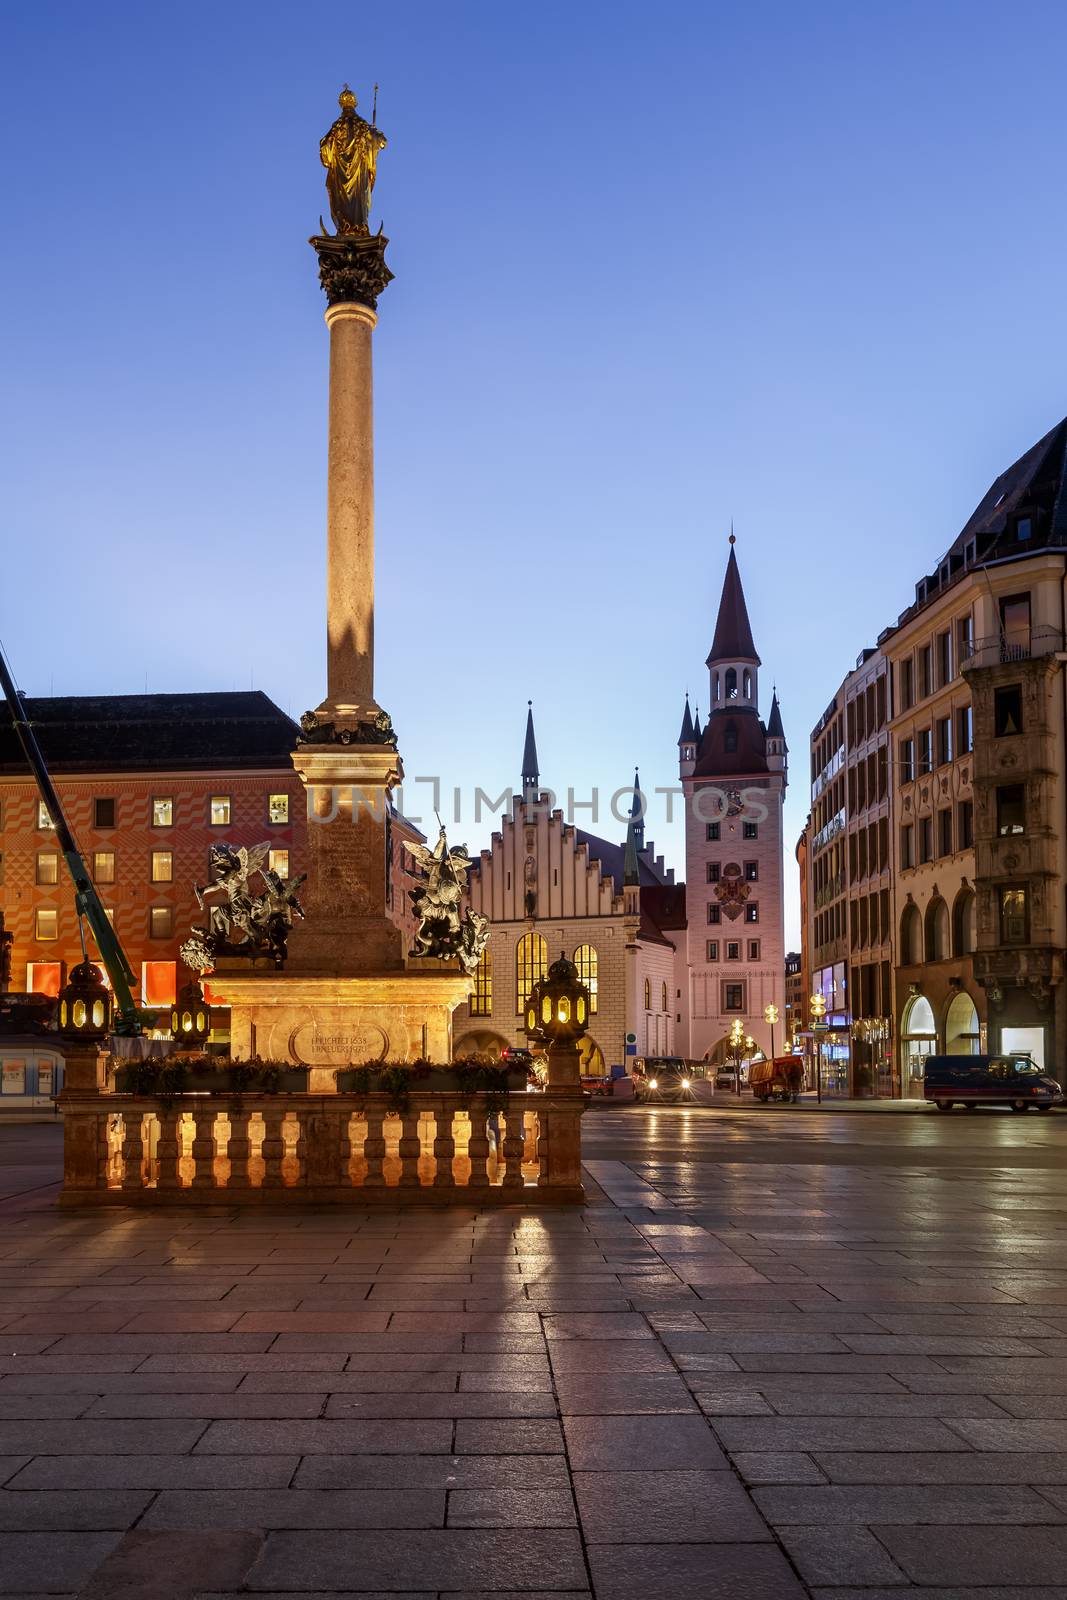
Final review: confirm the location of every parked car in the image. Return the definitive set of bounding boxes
[714,1067,738,1091]
[632,1058,695,1104]
[924,1054,1064,1112]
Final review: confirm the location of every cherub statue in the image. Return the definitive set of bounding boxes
[405,826,488,974]
[180,843,307,973]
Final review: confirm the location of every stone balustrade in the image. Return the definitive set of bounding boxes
[59,1090,585,1205]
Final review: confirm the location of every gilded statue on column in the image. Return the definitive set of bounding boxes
[320,85,387,237]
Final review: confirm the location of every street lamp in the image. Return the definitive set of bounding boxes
[728,1017,745,1097]
[809,991,827,1103]
[764,1002,779,1062]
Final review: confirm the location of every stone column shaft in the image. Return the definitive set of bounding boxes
[323,301,378,723]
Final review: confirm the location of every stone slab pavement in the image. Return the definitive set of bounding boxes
[0,1106,1066,1598]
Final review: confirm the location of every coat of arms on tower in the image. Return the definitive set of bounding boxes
[715,862,750,921]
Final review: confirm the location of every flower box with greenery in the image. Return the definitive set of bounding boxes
[335,1059,532,1116]
[112,1056,310,1104]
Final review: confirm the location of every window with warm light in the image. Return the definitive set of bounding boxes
[469,946,492,1016]
[37,800,54,831]
[153,797,174,827]
[573,944,598,1014]
[268,793,289,823]
[268,848,289,879]
[1000,886,1029,945]
[35,851,58,886]
[210,795,231,826]
[93,851,115,884]
[35,908,58,941]
[150,907,173,940]
[151,851,173,883]
[515,932,547,1013]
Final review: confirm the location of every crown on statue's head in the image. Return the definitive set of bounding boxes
[338,85,357,110]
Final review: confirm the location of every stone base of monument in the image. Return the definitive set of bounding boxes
[208,963,473,1093]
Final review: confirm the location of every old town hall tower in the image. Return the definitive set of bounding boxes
[677,538,788,1063]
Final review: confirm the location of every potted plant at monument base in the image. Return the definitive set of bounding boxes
[112,1056,310,1101]
[335,1057,532,1112]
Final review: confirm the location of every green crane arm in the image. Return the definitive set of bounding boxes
[0,645,151,1035]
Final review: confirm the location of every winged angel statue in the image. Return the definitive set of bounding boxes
[179,843,307,973]
[405,827,490,976]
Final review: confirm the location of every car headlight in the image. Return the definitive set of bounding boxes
[649,1078,658,1089]
[681,1078,691,1089]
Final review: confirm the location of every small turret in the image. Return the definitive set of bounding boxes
[521,700,539,801]
[766,687,788,783]
[629,768,645,852]
[678,694,696,777]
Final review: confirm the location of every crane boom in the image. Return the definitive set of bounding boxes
[0,645,150,1034]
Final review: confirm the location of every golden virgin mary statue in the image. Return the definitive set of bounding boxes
[320,85,387,237]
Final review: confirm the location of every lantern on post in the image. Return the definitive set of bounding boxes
[524,952,590,1089]
[57,959,112,1043]
[171,977,212,1050]
[809,991,827,1103]
[764,1002,779,1061]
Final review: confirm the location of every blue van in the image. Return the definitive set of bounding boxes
[924,1054,1064,1112]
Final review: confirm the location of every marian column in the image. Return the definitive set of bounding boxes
[290,86,403,977]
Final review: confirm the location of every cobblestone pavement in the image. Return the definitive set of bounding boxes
[1,1108,1067,1599]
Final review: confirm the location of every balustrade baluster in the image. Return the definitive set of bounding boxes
[226,1107,252,1187]
[363,1106,386,1186]
[260,1106,287,1189]
[190,1107,217,1189]
[397,1111,420,1186]
[467,1102,490,1188]
[433,1101,456,1188]
[537,1106,550,1186]
[291,1113,307,1186]
[155,1109,182,1190]
[120,1112,144,1191]
[502,1106,525,1189]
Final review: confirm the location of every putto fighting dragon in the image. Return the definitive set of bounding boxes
[179,844,308,973]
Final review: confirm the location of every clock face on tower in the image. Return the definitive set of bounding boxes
[725,790,744,817]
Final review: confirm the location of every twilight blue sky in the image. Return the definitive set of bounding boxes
[3,0,1067,947]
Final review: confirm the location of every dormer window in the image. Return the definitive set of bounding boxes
[1017,517,1032,541]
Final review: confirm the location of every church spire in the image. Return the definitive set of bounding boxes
[623,808,640,887]
[629,768,645,852]
[521,701,539,799]
[766,687,785,743]
[706,535,761,669]
[677,693,695,745]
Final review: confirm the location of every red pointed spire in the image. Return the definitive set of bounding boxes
[706,536,760,668]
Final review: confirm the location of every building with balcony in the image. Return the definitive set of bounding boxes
[883,415,1067,1084]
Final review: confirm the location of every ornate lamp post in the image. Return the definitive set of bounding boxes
[58,960,112,1044]
[524,952,590,1091]
[170,978,212,1052]
[809,991,827,1103]
[764,1002,779,1062]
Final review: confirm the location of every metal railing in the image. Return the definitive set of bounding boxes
[964,627,1066,671]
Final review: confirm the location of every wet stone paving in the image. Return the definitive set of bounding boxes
[2,1106,1067,1598]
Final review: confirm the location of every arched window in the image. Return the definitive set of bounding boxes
[712,672,720,704]
[945,990,980,1055]
[661,981,669,1012]
[953,888,976,956]
[900,902,921,965]
[725,668,738,700]
[925,897,949,962]
[469,946,492,1017]
[643,977,651,1011]
[573,944,599,1014]
[515,932,547,1014]
[743,670,751,700]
